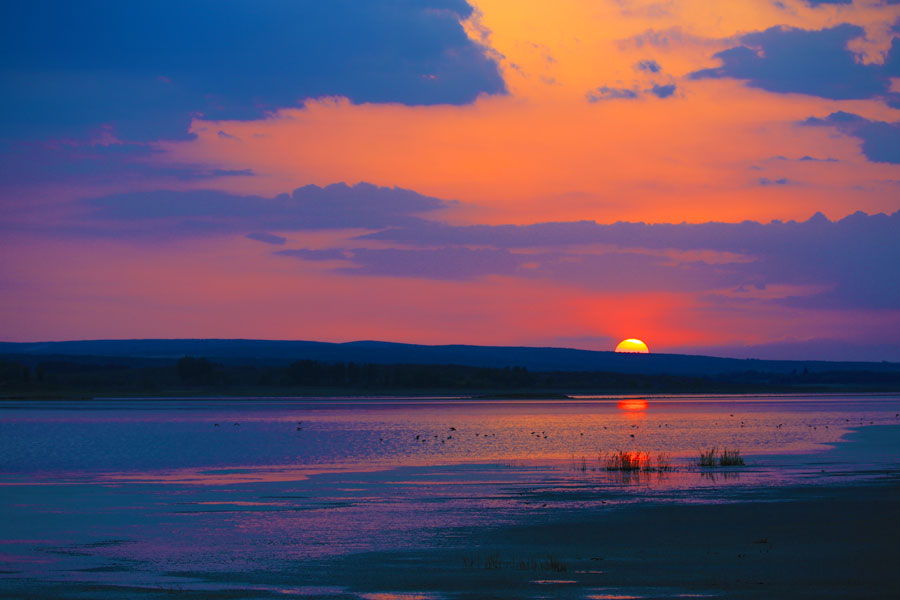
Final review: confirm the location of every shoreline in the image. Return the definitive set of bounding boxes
[3,390,900,402]
[313,477,900,600]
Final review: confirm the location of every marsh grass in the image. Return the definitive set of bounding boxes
[541,556,568,573]
[654,453,672,471]
[699,447,746,467]
[605,450,646,471]
[463,553,568,572]
[699,447,718,467]
[720,448,745,466]
[601,450,673,472]
[571,454,591,472]
[570,454,595,472]
[462,552,501,569]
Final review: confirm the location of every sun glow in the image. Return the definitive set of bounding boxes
[615,338,650,353]
[618,399,649,411]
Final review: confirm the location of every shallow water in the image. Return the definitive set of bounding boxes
[1,394,899,598]
[1,395,897,477]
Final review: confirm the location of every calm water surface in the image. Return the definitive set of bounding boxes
[1,395,898,597]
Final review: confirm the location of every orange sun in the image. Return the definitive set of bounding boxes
[615,338,650,353]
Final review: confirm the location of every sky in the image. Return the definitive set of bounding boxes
[1,0,899,361]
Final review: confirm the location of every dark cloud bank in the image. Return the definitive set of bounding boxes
[0,139,257,187]
[803,112,900,164]
[347,210,900,311]
[82,182,449,235]
[61,182,900,313]
[689,22,900,162]
[690,24,900,102]
[0,0,504,142]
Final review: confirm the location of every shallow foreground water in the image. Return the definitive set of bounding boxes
[1,394,899,599]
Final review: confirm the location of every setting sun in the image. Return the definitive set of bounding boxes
[615,339,650,353]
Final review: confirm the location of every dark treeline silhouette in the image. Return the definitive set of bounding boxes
[286,359,533,388]
[177,356,216,385]
[2,354,900,397]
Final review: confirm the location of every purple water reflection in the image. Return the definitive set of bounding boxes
[1,395,899,597]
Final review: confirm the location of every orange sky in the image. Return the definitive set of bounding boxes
[1,0,899,359]
[156,0,900,225]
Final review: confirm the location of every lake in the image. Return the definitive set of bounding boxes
[1,394,899,598]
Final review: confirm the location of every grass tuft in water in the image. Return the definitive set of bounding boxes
[463,552,501,569]
[698,447,746,467]
[699,447,718,467]
[604,450,646,471]
[720,448,745,466]
[600,450,673,472]
[464,553,568,572]
[654,453,672,471]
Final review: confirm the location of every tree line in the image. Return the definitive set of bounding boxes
[1,355,899,395]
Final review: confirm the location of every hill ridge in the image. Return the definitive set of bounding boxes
[1,338,898,376]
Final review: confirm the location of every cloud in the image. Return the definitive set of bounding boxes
[0,138,256,186]
[690,24,899,102]
[277,248,349,261]
[211,169,254,177]
[758,177,790,185]
[277,244,728,288]
[803,111,900,163]
[0,0,505,142]
[636,59,662,73]
[350,210,900,310]
[772,155,838,162]
[586,86,640,101]
[246,232,287,246]
[322,247,523,280]
[77,182,449,237]
[589,58,677,102]
[586,82,677,102]
[619,27,731,51]
[804,0,852,5]
[649,83,677,98]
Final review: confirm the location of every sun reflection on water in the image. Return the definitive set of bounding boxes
[617,399,648,411]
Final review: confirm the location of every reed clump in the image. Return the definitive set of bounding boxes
[605,450,646,471]
[462,552,501,569]
[570,454,595,472]
[463,553,568,572]
[698,447,746,467]
[720,448,745,466]
[699,447,718,467]
[541,556,568,573]
[601,450,673,472]
[654,453,672,472]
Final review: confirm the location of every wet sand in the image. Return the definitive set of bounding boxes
[5,479,896,599]
[322,425,900,599]
[310,479,900,600]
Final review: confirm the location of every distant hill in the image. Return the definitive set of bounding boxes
[1,339,898,376]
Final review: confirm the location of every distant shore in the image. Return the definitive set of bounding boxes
[3,344,900,402]
[4,388,900,402]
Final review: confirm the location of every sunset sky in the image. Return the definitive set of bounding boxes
[1,0,899,360]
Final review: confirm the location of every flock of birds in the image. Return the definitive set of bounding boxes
[406,427,505,444]
[205,412,897,447]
